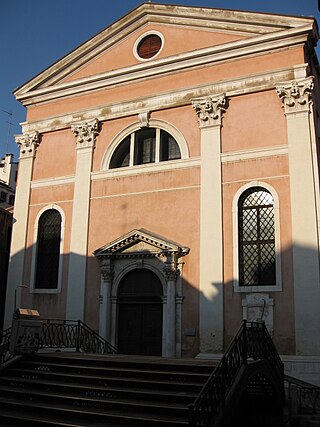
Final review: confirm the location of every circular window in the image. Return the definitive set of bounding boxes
[137,34,162,60]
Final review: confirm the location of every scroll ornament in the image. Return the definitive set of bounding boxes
[71,118,100,149]
[276,79,314,114]
[16,131,40,159]
[192,94,227,127]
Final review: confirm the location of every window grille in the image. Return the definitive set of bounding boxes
[35,209,61,289]
[238,187,276,286]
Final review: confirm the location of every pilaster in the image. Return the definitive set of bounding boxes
[192,94,228,353]
[98,258,114,341]
[4,131,40,327]
[276,77,320,355]
[163,256,180,357]
[66,119,100,321]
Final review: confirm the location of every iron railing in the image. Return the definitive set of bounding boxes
[0,319,117,369]
[0,327,14,367]
[285,374,320,416]
[39,319,118,354]
[188,320,284,427]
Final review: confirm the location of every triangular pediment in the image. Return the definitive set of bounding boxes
[14,3,317,106]
[93,228,189,259]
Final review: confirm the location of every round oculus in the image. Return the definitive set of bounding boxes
[137,34,162,59]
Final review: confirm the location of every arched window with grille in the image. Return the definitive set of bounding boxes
[238,187,276,287]
[34,209,62,290]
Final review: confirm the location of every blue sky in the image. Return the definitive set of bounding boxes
[1,0,319,159]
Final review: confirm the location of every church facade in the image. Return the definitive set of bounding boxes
[5,3,320,382]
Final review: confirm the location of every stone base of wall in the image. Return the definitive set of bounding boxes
[196,353,320,387]
[282,355,320,386]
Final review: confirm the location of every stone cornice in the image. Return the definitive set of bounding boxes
[93,228,190,260]
[21,64,308,136]
[14,3,315,99]
[276,77,314,114]
[15,25,312,107]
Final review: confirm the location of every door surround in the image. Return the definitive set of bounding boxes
[94,228,189,357]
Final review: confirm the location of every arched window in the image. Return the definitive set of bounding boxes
[34,209,62,290]
[238,187,276,287]
[109,128,181,169]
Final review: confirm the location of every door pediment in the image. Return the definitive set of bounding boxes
[93,228,189,259]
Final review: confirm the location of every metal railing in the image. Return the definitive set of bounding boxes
[39,319,118,354]
[0,319,117,370]
[188,320,284,427]
[0,327,14,367]
[285,374,320,416]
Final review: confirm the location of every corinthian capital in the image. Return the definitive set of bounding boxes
[192,94,227,128]
[71,118,100,149]
[276,78,314,114]
[15,131,40,159]
[101,265,114,283]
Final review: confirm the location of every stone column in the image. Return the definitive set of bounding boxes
[164,256,179,357]
[99,259,113,341]
[192,94,227,354]
[4,132,40,328]
[277,78,320,355]
[66,119,100,321]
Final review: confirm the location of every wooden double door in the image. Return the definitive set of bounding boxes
[117,269,163,356]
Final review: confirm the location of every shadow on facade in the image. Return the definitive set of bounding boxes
[2,241,320,359]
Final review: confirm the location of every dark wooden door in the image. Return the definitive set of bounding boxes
[118,302,162,355]
[117,268,163,356]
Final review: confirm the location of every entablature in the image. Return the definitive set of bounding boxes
[20,64,309,136]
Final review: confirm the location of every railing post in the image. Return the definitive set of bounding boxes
[242,320,248,365]
[76,320,81,352]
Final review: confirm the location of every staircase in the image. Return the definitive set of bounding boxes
[0,352,214,426]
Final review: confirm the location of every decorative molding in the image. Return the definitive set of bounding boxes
[31,175,75,189]
[138,111,150,128]
[242,293,274,335]
[276,77,314,114]
[221,145,288,163]
[15,131,40,159]
[101,265,114,283]
[14,19,313,106]
[192,94,227,127]
[71,118,100,149]
[93,228,190,260]
[164,266,180,281]
[21,64,308,135]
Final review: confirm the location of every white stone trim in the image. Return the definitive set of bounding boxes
[30,204,65,294]
[15,25,312,106]
[66,123,99,321]
[110,259,177,357]
[242,293,274,335]
[282,355,320,386]
[277,79,320,355]
[232,181,282,293]
[4,152,36,327]
[14,3,314,97]
[21,64,308,135]
[221,145,288,163]
[195,94,226,354]
[133,31,164,62]
[28,145,288,191]
[31,175,75,189]
[91,184,200,201]
[101,118,189,170]
[94,158,199,181]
